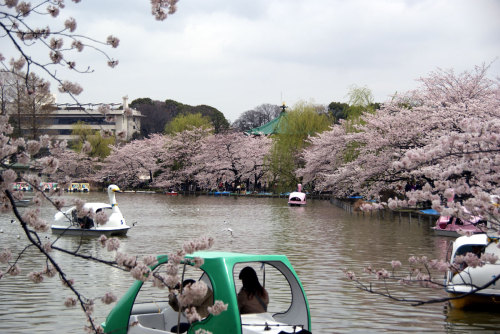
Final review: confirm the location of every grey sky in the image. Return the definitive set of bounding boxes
[47,0,500,121]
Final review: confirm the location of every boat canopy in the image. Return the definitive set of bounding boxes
[451,234,489,257]
[102,251,311,334]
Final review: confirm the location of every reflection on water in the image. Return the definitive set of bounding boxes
[1,193,500,333]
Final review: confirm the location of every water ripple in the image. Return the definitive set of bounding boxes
[1,194,499,333]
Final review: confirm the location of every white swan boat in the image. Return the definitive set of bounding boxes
[288,184,306,206]
[445,234,500,309]
[51,185,131,237]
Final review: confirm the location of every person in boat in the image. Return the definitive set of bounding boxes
[452,245,485,274]
[237,266,269,314]
[169,279,214,333]
[78,216,94,229]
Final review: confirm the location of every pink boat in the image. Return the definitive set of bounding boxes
[431,215,485,237]
[288,184,306,206]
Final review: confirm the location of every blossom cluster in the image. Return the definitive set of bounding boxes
[151,0,179,20]
[453,252,499,269]
[97,129,272,192]
[348,254,453,292]
[298,64,500,228]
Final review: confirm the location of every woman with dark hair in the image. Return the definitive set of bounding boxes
[237,266,269,314]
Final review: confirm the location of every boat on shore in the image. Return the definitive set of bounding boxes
[66,182,90,192]
[51,185,130,237]
[431,215,485,237]
[165,190,178,195]
[288,184,306,206]
[102,251,311,334]
[445,234,500,309]
[14,199,33,207]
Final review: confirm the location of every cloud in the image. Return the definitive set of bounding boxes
[17,0,499,122]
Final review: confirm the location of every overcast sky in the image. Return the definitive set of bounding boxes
[33,0,500,122]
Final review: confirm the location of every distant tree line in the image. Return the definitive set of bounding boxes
[130,98,230,138]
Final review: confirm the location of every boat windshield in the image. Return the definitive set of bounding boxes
[455,244,486,257]
[233,262,292,316]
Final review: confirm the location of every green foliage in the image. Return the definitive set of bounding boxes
[268,101,333,191]
[328,101,350,122]
[71,121,115,159]
[164,113,213,135]
[131,98,230,137]
[342,86,380,162]
[130,97,153,108]
[196,105,230,133]
[347,85,374,107]
[164,100,230,133]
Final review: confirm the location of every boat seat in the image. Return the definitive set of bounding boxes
[128,307,188,334]
[128,314,167,333]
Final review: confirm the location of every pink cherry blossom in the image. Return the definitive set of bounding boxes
[64,297,77,308]
[100,292,117,304]
[27,271,44,283]
[0,249,12,264]
[207,300,228,316]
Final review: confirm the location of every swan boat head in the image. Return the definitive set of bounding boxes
[106,184,126,227]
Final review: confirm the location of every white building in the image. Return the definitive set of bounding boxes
[43,96,142,141]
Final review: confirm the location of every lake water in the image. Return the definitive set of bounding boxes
[1,192,499,333]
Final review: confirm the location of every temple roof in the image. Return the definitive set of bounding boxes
[245,111,288,136]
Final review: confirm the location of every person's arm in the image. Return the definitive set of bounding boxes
[197,289,213,318]
[168,292,180,311]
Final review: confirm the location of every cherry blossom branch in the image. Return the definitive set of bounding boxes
[350,273,500,306]
[4,188,100,332]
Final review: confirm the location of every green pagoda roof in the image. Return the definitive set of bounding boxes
[245,111,288,136]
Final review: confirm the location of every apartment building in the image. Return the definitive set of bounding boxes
[41,96,142,141]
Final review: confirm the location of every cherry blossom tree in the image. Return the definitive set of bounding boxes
[191,132,272,191]
[153,127,212,191]
[299,64,500,306]
[99,134,167,188]
[49,138,99,183]
[299,63,500,224]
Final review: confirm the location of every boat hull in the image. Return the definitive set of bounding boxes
[432,215,484,237]
[432,228,463,237]
[447,292,500,309]
[14,199,32,207]
[288,201,306,206]
[51,225,130,237]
